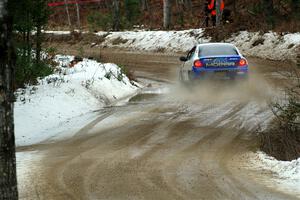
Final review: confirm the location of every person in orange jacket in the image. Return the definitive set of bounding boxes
[207,0,224,26]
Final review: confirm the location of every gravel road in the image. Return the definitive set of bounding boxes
[17,49,299,200]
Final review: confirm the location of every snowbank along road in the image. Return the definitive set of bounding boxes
[17,49,300,199]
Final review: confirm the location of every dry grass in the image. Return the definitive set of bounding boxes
[260,67,300,161]
[260,119,300,161]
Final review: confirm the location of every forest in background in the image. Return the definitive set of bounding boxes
[46,0,300,32]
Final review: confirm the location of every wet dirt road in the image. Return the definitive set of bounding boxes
[17,49,299,200]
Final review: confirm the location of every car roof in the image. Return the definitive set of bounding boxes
[196,43,242,57]
[197,43,237,48]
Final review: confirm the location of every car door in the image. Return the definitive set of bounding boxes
[180,46,196,81]
[184,46,196,71]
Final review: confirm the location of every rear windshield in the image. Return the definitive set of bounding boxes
[198,44,238,57]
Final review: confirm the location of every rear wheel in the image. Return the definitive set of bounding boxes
[179,69,192,84]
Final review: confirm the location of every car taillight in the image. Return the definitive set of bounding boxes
[194,60,203,68]
[238,58,247,66]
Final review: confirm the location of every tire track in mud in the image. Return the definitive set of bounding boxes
[40,105,213,199]
[153,124,251,200]
[42,110,116,200]
[42,108,157,199]
[209,103,248,128]
[41,103,183,199]
[83,108,193,200]
[27,94,297,200]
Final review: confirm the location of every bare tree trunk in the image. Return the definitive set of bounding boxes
[26,30,31,64]
[35,0,44,66]
[140,0,148,11]
[175,0,179,8]
[263,0,274,27]
[64,0,72,28]
[112,0,120,31]
[233,0,236,15]
[104,0,110,9]
[163,0,172,29]
[0,0,18,199]
[75,1,81,30]
[36,23,42,65]
[184,0,192,10]
[216,0,221,26]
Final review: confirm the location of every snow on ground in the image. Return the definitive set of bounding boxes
[42,30,86,35]
[227,31,300,61]
[96,29,209,53]
[93,29,300,62]
[44,29,300,61]
[247,151,300,197]
[43,30,71,35]
[14,55,139,146]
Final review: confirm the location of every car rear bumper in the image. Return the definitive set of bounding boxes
[191,66,248,80]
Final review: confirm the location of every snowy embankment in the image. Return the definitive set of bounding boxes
[247,151,300,197]
[96,29,208,52]
[228,31,300,62]
[93,29,300,62]
[45,29,300,61]
[14,56,139,147]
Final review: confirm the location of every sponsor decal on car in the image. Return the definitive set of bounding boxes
[206,61,236,67]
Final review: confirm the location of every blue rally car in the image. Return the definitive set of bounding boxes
[179,43,248,82]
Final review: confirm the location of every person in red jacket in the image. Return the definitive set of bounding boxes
[208,0,224,26]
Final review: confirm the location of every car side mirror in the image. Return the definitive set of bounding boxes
[180,56,188,62]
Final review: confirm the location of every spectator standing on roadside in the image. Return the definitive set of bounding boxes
[207,0,225,26]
